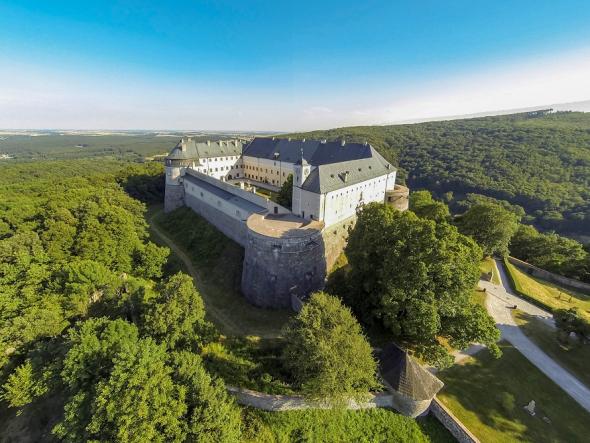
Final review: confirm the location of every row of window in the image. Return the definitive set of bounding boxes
[329,178,387,199]
[205,155,239,162]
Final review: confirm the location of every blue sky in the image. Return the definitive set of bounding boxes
[1,0,590,130]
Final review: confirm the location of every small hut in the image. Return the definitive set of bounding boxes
[379,343,444,417]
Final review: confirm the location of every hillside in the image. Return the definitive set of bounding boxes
[288,111,590,237]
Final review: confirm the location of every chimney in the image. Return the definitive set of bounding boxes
[341,139,346,147]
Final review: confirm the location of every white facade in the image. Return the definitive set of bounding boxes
[322,171,396,226]
[167,137,400,229]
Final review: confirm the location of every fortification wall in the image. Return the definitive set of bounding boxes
[241,224,326,309]
[430,398,480,443]
[508,256,590,293]
[321,215,356,272]
[386,184,410,211]
[164,184,185,213]
[184,193,248,247]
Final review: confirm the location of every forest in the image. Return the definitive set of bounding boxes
[0,159,451,442]
[288,111,590,238]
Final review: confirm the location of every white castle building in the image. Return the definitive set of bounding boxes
[165,137,408,309]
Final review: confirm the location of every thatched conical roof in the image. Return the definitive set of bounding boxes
[379,343,444,401]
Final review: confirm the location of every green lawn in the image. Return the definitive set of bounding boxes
[480,257,501,285]
[242,407,455,443]
[147,205,292,338]
[513,310,590,388]
[505,261,590,320]
[437,342,590,442]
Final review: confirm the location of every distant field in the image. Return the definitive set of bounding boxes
[505,261,590,320]
[0,132,249,160]
[438,342,590,443]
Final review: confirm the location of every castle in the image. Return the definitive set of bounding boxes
[164,137,409,309]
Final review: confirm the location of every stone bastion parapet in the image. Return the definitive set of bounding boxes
[241,213,327,309]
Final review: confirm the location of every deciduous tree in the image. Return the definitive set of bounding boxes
[282,292,377,403]
[456,202,520,257]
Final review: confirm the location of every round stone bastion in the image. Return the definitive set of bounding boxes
[241,213,326,309]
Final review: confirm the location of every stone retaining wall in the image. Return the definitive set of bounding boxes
[430,397,480,443]
[241,225,326,308]
[226,386,394,411]
[184,193,248,247]
[508,256,590,293]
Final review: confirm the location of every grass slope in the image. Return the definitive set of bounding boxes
[513,310,590,388]
[504,261,590,320]
[437,342,590,442]
[148,206,292,338]
[242,408,454,443]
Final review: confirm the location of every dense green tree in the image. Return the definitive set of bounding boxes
[277,174,293,209]
[55,319,186,442]
[344,203,499,367]
[0,361,48,409]
[510,224,589,281]
[456,203,520,257]
[83,339,186,443]
[142,273,214,350]
[288,111,590,236]
[171,351,241,442]
[282,292,378,403]
[409,190,450,222]
[554,308,589,344]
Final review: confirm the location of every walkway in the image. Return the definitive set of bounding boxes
[147,207,244,337]
[479,260,590,412]
[226,386,393,411]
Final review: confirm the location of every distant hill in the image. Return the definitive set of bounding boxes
[288,110,590,237]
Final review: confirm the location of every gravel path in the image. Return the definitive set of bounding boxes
[481,260,590,412]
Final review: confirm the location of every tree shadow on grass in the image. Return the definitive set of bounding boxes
[438,342,590,442]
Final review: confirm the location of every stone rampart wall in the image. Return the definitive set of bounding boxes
[321,215,356,272]
[164,184,185,213]
[508,256,590,293]
[430,397,480,443]
[184,193,248,247]
[241,228,326,308]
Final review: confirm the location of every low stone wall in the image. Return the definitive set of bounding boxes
[430,398,480,443]
[508,256,590,293]
[226,386,394,411]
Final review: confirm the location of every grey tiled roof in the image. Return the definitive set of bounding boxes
[183,172,266,214]
[167,139,242,161]
[301,148,395,193]
[379,343,444,401]
[243,138,374,165]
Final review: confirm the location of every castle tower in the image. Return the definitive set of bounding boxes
[164,137,197,212]
[292,151,311,218]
